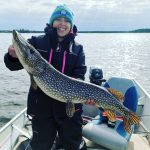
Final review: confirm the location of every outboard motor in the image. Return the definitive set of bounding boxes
[89,67,116,127]
[89,67,106,86]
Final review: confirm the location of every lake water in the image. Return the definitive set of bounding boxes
[0,33,150,128]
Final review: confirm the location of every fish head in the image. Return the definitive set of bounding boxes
[12,30,46,75]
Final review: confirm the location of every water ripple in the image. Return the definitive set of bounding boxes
[1,33,150,127]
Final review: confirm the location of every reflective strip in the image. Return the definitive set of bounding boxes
[62,51,67,74]
[48,48,67,74]
[48,49,53,64]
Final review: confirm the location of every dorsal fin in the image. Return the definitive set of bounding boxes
[107,88,124,102]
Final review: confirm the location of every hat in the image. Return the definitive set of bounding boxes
[49,5,74,28]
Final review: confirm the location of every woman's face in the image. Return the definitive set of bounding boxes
[53,17,71,38]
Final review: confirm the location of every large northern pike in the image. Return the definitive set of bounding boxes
[12,30,140,133]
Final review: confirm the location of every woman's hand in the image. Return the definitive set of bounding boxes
[8,45,17,58]
[84,99,95,105]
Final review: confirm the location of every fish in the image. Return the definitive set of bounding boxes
[12,30,140,133]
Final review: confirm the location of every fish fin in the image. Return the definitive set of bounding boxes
[123,118,131,133]
[105,110,116,122]
[107,88,124,102]
[123,112,140,133]
[30,74,37,90]
[95,103,101,108]
[66,100,75,117]
[129,112,140,125]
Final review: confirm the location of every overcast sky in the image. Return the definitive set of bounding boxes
[0,0,150,31]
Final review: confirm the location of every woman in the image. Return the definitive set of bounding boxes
[4,4,91,150]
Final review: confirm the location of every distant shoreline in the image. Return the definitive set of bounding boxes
[0,29,150,33]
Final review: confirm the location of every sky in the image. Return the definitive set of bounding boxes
[0,0,150,31]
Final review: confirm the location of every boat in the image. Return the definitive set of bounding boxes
[0,76,150,150]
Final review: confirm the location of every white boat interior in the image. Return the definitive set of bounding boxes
[0,77,150,150]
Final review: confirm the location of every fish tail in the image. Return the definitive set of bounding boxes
[123,118,131,133]
[123,112,140,133]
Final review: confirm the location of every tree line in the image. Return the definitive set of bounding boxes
[0,28,150,33]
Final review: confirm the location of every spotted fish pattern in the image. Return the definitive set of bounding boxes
[12,30,140,133]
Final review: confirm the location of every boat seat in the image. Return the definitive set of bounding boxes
[82,77,138,150]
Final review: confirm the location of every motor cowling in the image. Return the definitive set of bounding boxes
[89,67,106,86]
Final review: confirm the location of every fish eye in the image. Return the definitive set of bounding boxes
[30,49,34,54]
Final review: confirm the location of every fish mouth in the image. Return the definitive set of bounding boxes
[12,30,28,58]
[12,30,18,42]
[12,30,25,47]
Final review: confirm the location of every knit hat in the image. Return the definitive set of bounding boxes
[49,5,74,28]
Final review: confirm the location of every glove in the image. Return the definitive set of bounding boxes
[44,23,58,49]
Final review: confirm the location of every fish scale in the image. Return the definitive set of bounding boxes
[12,30,140,133]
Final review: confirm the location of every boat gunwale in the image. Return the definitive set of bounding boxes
[0,108,27,134]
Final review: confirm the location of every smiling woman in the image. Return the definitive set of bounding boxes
[53,18,72,38]
[4,4,88,150]
[49,5,73,38]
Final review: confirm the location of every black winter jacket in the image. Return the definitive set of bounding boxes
[4,31,87,119]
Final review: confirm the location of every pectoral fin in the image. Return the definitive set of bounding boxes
[66,100,75,117]
[107,88,124,102]
[105,110,116,122]
[30,74,37,90]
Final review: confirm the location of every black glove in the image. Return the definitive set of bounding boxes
[44,23,58,49]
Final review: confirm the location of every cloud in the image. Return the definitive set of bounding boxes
[74,0,150,14]
[0,0,150,30]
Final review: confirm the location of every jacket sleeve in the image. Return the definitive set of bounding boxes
[4,53,23,71]
[71,45,87,80]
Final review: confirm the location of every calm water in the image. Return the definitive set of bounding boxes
[0,33,150,127]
